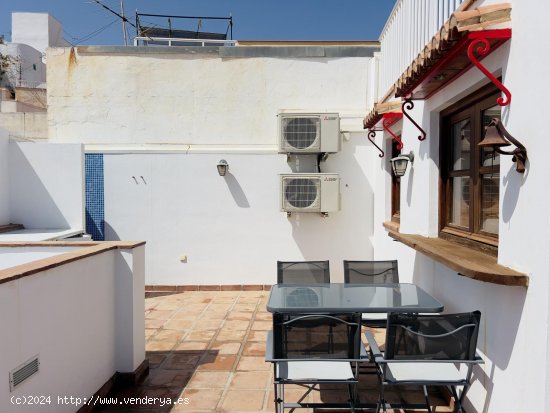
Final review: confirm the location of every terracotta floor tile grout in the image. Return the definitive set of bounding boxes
[216,291,265,412]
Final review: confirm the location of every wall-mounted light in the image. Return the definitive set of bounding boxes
[478,118,527,173]
[390,151,414,178]
[217,159,228,176]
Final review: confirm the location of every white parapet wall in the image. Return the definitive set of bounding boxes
[8,141,84,230]
[0,242,145,413]
[46,45,377,145]
[0,129,9,223]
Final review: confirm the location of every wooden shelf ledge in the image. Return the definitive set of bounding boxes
[0,224,24,233]
[388,231,528,287]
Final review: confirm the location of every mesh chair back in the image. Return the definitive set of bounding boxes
[343,260,399,284]
[277,261,330,284]
[385,311,481,361]
[272,313,361,360]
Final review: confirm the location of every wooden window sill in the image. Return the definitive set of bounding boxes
[383,221,400,233]
[387,231,528,288]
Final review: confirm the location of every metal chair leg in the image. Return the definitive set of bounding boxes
[379,384,387,413]
[451,385,464,413]
[422,385,432,413]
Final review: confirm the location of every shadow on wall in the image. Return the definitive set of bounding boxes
[8,144,70,229]
[104,221,121,241]
[288,136,375,280]
[223,173,250,208]
[411,254,527,413]
[501,162,528,223]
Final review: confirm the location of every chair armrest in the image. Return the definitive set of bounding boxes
[265,330,274,362]
[364,331,384,363]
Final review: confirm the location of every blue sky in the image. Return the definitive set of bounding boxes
[0,0,395,45]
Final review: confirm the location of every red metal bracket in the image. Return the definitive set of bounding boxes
[367,129,384,158]
[382,113,403,150]
[467,37,512,106]
[402,98,427,141]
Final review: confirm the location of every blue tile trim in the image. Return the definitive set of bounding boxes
[85,154,104,241]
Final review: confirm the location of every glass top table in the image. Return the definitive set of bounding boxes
[266,283,444,314]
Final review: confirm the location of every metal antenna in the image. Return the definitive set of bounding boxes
[120,0,128,45]
[90,0,137,45]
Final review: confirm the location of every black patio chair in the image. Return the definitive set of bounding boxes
[266,312,363,412]
[364,311,483,413]
[343,260,399,327]
[277,260,330,284]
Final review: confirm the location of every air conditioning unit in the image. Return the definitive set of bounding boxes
[280,173,340,215]
[278,113,340,153]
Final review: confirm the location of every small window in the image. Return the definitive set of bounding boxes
[391,139,401,223]
[440,85,500,248]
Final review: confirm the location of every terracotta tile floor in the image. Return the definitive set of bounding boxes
[98,290,453,412]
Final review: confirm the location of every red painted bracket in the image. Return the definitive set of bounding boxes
[382,113,403,150]
[398,29,511,101]
[367,129,384,158]
[467,35,512,106]
[402,98,427,141]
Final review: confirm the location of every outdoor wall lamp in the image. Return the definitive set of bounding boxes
[217,159,228,176]
[390,151,414,178]
[478,118,527,173]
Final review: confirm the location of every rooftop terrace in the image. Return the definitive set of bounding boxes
[97,290,454,412]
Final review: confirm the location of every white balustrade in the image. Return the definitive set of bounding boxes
[378,0,464,100]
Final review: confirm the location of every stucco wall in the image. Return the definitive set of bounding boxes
[47,47,373,145]
[0,245,145,413]
[0,43,46,89]
[0,129,10,223]
[0,246,78,270]
[0,112,48,140]
[12,13,69,58]
[16,87,47,109]
[370,2,550,410]
[8,142,84,230]
[47,46,377,284]
[104,138,375,285]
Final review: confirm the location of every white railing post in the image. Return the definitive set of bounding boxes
[377,0,464,101]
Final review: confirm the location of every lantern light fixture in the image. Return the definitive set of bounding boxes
[390,151,414,178]
[217,159,228,176]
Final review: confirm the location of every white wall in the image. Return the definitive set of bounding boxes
[0,245,145,413]
[0,43,46,89]
[0,129,9,223]
[370,1,550,411]
[46,46,377,284]
[8,142,84,229]
[47,48,373,145]
[114,246,146,371]
[0,246,78,270]
[104,139,376,285]
[11,13,69,58]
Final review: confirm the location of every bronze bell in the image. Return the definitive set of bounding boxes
[478,118,511,149]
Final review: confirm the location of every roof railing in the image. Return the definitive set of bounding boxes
[133,37,237,47]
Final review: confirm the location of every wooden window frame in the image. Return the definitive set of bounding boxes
[439,83,500,253]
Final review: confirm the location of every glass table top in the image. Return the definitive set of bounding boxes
[266,283,444,314]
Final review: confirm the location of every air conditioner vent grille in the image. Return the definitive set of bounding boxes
[284,178,320,209]
[10,355,39,391]
[282,117,320,150]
